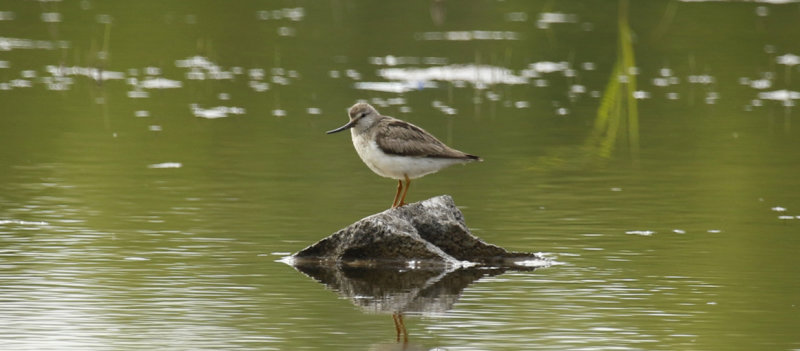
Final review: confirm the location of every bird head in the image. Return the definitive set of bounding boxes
[326,103,380,134]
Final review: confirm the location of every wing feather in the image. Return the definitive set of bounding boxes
[375,119,477,159]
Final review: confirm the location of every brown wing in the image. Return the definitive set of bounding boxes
[375,119,478,159]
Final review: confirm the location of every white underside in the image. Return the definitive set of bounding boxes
[351,131,471,180]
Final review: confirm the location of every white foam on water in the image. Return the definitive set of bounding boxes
[147,162,182,169]
[379,64,528,86]
[141,77,182,89]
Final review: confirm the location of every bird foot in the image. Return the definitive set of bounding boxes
[391,201,407,209]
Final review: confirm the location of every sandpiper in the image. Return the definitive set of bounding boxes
[327,102,482,208]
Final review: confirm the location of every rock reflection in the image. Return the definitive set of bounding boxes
[289,262,539,343]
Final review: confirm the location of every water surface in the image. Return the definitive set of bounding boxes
[1,1,799,350]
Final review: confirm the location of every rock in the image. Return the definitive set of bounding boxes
[291,195,543,268]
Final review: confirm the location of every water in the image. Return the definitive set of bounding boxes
[1,1,800,350]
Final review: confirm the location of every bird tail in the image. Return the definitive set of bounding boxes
[466,154,483,162]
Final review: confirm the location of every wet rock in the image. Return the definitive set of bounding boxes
[291,195,543,267]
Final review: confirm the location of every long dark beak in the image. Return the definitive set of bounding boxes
[326,119,357,134]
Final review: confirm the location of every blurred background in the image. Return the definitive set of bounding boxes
[1,1,799,350]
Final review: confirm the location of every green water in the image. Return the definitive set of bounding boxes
[1,1,799,350]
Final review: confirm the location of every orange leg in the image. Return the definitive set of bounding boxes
[392,313,401,341]
[397,175,411,207]
[392,312,408,343]
[391,179,403,208]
